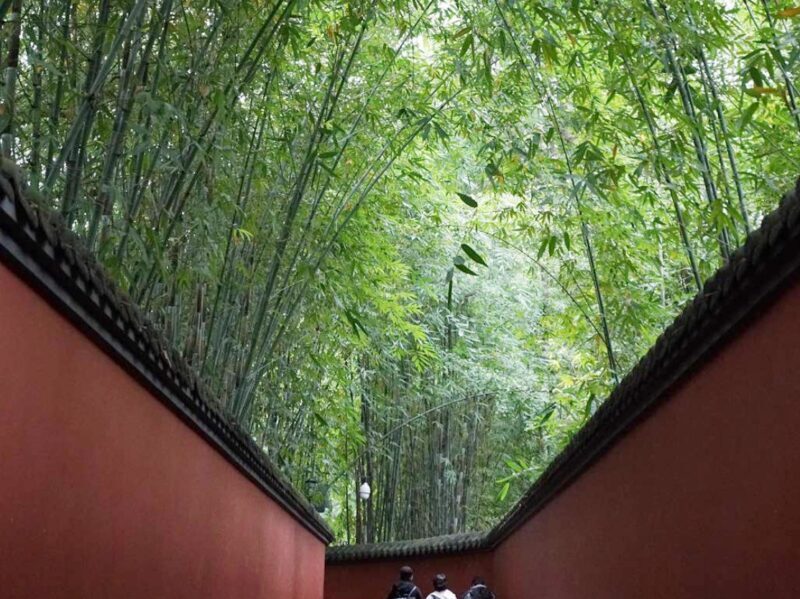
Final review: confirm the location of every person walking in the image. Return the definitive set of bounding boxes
[386,566,424,599]
[425,574,456,599]
[462,577,495,599]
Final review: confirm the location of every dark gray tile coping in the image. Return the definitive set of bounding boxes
[0,166,334,544]
[328,176,800,562]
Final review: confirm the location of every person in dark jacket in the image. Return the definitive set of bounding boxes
[462,577,495,599]
[386,566,424,599]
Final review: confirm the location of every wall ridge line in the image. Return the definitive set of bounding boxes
[327,176,800,560]
[0,165,334,544]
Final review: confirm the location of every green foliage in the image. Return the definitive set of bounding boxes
[3,0,799,543]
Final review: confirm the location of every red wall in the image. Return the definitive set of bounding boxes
[325,551,493,599]
[327,278,800,598]
[0,263,325,598]
[492,278,800,598]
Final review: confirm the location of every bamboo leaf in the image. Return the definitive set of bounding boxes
[459,35,473,57]
[739,102,759,131]
[461,243,487,266]
[456,192,478,207]
[537,236,549,259]
[498,481,510,501]
[454,262,478,276]
[776,6,800,18]
[744,86,781,97]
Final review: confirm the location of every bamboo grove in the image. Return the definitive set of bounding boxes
[1,0,798,542]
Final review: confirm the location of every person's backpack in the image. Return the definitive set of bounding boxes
[403,586,419,599]
[390,582,418,599]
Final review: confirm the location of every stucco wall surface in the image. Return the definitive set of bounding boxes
[493,279,800,598]
[0,263,325,599]
[327,280,800,599]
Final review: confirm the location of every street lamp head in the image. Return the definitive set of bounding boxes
[358,479,371,501]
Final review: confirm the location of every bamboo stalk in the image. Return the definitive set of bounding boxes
[44,0,73,181]
[696,46,750,232]
[0,0,22,158]
[742,0,800,135]
[604,13,703,290]
[28,0,45,189]
[88,6,147,248]
[496,0,620,382]
[647,0,732,260]
[50,0,151,219]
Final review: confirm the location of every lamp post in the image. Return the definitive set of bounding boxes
[356,477,371,544]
